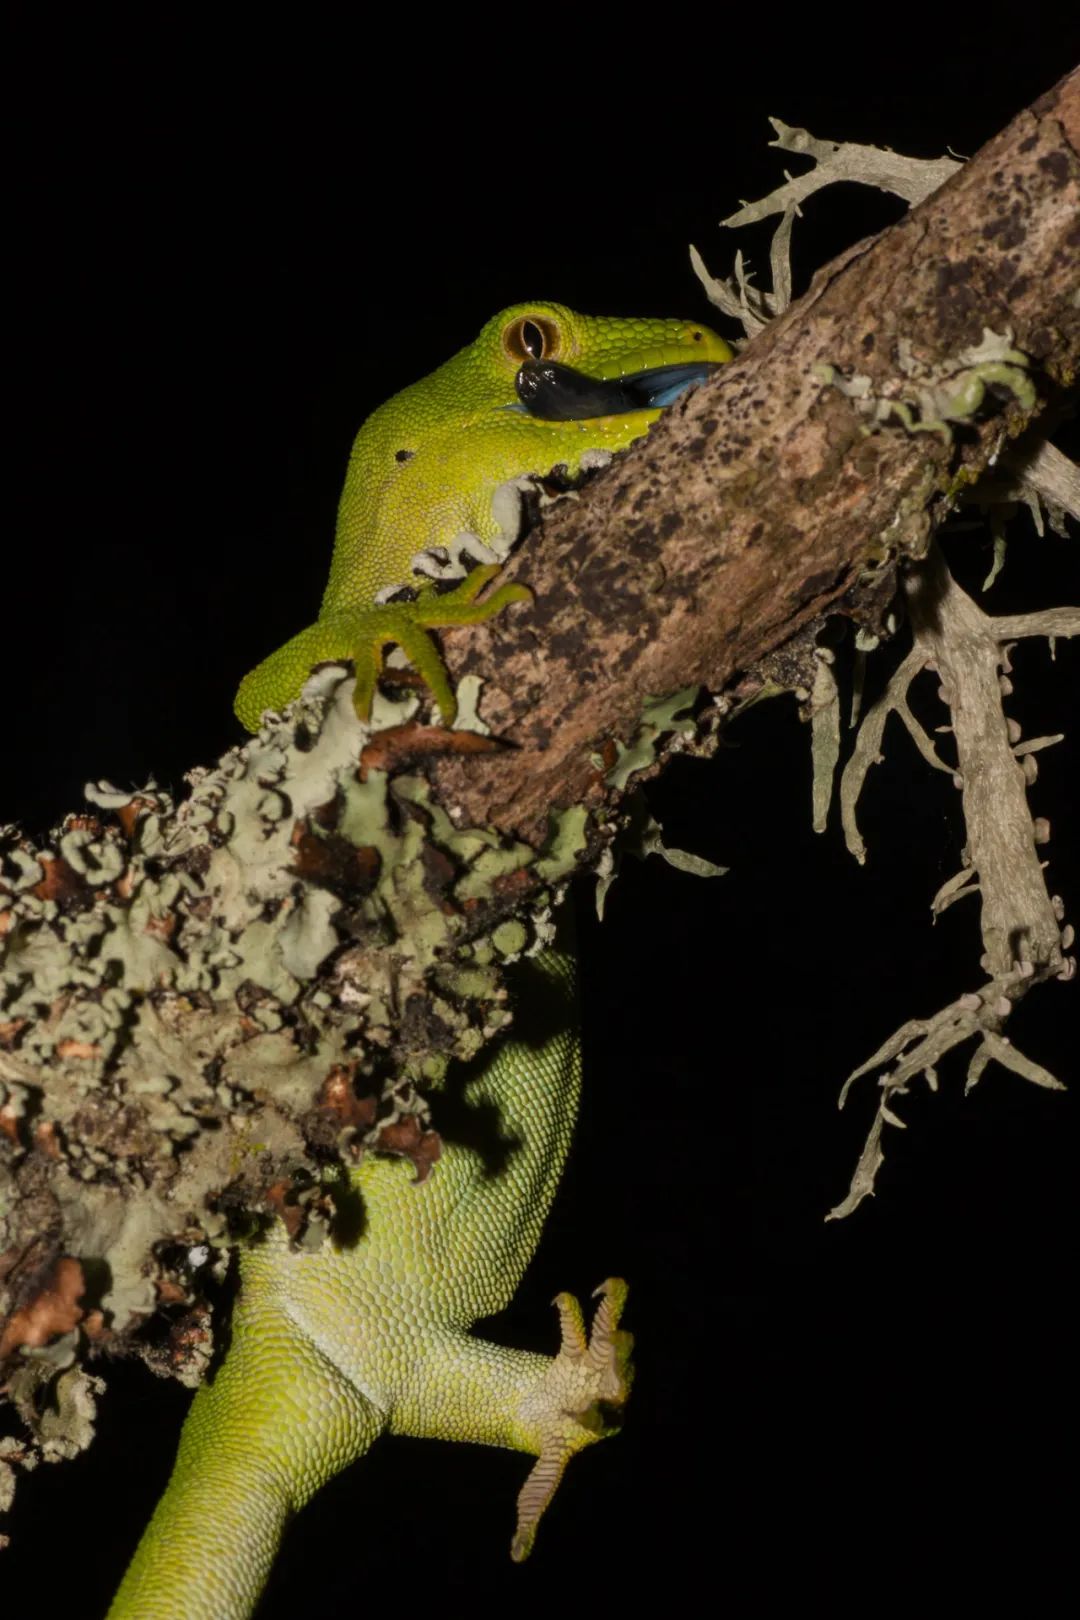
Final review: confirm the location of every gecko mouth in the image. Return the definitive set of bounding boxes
[514,357,719,420]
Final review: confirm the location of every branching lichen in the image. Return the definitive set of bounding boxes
[828,545,1077,1218]
[688,104,1077,1221]
[691,118,961,338]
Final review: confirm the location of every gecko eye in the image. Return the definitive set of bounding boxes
[503,314,560,363]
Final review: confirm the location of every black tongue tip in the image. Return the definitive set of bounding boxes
[516,358,719,421]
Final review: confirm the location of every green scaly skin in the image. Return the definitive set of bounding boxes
[112,305,730,1617]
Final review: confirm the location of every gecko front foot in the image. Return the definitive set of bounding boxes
[356,564,531,724]
[511,1278,634,1562]
[234,564,531,732]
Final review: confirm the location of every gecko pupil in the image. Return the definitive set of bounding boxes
[521,320,545,359]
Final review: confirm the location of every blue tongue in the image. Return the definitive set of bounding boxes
[515,358,720,420]
[635,361,718,408]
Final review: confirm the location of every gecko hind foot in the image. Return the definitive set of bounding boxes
[511,1277,633,1562]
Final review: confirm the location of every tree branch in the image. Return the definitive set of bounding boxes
[433,67,1079,842]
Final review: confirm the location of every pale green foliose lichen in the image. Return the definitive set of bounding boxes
[815,329,1036,449]
[0,664,595,1484]
[606,686,700,792]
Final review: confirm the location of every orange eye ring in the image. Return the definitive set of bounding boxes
[502,314,561,363]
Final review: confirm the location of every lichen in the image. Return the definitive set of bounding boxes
[1,662,601,1495]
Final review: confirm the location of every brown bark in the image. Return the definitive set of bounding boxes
[434,69,1079,844]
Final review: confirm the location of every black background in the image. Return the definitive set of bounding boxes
[4,17,1077,1617]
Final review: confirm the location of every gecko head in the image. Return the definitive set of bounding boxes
[471,301,733,421]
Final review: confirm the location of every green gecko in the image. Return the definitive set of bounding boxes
[111,303,731,1618]
[234,300,731,729]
